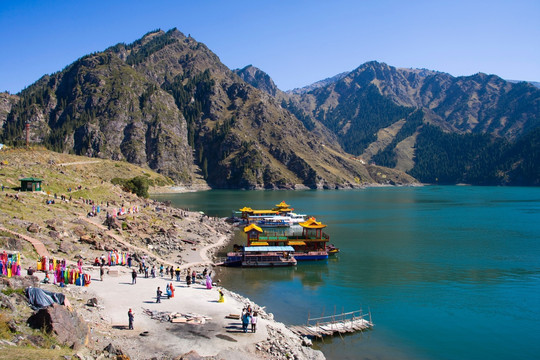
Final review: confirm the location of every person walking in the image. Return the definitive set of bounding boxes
[175,267,181,282]
[156,287,162,303]
[251,312,258,333]
[128,309,134,330]
[131,269,137,284]
[100,265,105,281]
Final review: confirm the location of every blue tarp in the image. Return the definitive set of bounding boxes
[26,287,65,309]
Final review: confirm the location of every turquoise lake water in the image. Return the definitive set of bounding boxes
[152,186,540,360]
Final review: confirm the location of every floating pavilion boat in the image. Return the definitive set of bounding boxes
[229,201,303,227]
[222,227,297,267]
[249,215,292,228]
[245,218,337,261]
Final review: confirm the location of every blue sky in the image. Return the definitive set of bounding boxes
[1,0,539,93]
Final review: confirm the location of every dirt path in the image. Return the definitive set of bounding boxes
[0,226,51,258]
[58,160,102,166]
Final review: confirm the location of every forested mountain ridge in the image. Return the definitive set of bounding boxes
[3,29,537,186]
[290,61,539,141]
[0,29,416,189]
[274,61,539,185]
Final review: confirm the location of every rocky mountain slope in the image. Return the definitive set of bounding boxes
[0,92,18,129]
[3,29,537,186]
[0,29,416,189]
[272,62,539,185]
[233,65,279,97]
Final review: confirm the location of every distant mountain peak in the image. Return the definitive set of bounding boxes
[233,65,278,96]
[506,79,540,89]
[287,71,350,94]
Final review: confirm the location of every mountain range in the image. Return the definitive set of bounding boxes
[1,28,538,187]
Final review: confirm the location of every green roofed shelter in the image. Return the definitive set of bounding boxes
[19,177,43,192]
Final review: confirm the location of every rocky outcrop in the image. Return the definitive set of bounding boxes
[234,65,279,97]
[27,223,40,233]
[0,293,16,312]
[255,326,325,360]
[0,92,18,129]
[0,275,39,289]
[27,302,90,349]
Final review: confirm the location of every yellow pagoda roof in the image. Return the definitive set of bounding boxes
[252,210,279,215]
[244,224,263,233]
[239,207,253,212]
[275,201,291,208]
[299,217,327,229]
[278,208,293,212]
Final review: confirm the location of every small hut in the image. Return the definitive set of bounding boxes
[19,177,43,192]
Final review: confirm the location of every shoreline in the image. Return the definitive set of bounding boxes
[72,215,324,360]
[0,170,324,359]
[26,202,324,359]
[150,182,424,195]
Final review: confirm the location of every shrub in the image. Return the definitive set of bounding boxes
[111,176,149,198]
[0,313,13,339]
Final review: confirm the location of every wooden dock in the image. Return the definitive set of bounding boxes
[289,309,373,339]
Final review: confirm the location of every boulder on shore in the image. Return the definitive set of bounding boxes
[27,303,90,349]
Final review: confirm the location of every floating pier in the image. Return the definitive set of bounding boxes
[289,309,373,339]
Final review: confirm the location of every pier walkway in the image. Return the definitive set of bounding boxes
[289,309,373,339]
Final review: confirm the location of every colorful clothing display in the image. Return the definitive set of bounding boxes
[107,251,130,266]
[0,251,21,277]
[36,256,90,286]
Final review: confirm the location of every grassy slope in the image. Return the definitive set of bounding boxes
[0,147,174,261]
[0,147,180,358]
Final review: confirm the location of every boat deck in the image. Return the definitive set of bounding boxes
[288,310,373,339]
